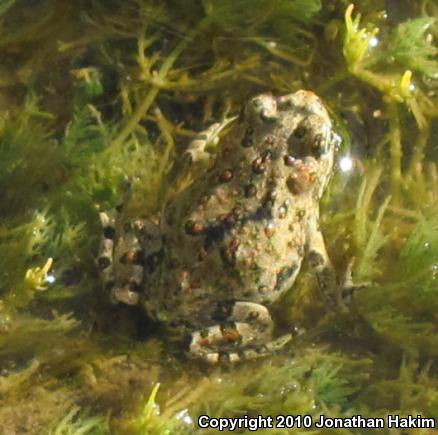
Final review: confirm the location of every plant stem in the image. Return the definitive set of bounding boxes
[111,22,207,150]
[388,101,402,203]
[406,125,430,183]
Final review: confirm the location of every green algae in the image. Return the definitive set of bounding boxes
[0,0,437,433]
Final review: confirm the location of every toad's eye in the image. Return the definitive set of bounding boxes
[247,94,278,124]
[287,118,326,159]
[253,98,263,109]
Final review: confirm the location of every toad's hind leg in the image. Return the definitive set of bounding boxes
[189,302,292,364]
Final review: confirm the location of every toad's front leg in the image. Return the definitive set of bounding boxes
[306,212,364,304]
[183,117,236,166]
[305,212,339,304]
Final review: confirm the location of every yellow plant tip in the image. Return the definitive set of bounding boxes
[345,4,354,33]
[136,383,161,429]
[42,257,54,273]
[400,70,413,98]
[24,257,54,291]
[343,3,377,71]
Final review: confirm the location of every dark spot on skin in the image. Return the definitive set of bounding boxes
[266,190,277,201]
[241,127,254,147]
[222,213,237,228]
[255,322,269,333]
[103,226,116,240]
[220,246,236,266]
[286,176,302,195]
[284,155,295,166]
[296,209,306,220]
[278,98,294,110]
[119,250,145,265]
[218,352,231,363]
[252,157,266,174]
[98,257,111,270]
[241,136,253,148]
[145,250,163,274]
[198,247,208,261]
[220,320,237,333]
[261,149,273,162]
[264,224,274,238]
[200,328,209,338]
[204,224,226,248]
[265,135,275,145]
[244,184,257,198]
[288,121,322,159]
[278,206,287,219]
[219,169,234,182]
[236,205,273,225]
[308,250,325,267]
[275,265,298,290]
[246,311,260,323]
[252,205,273,221]
[222,147,231,157]
[185,220,205,235]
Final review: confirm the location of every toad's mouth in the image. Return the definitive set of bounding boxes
[285,157,319,194]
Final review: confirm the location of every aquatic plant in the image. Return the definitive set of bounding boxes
[49,406,110,435]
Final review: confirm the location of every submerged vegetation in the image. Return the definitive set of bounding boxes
[0,0,437,433]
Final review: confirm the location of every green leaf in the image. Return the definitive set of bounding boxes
[385,18,438,78]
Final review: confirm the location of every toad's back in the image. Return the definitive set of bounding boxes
[98,90,338,362]
[154,91,336,322]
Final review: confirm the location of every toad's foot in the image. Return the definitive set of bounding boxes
[188,301,292,364]
[183,117,236,166]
